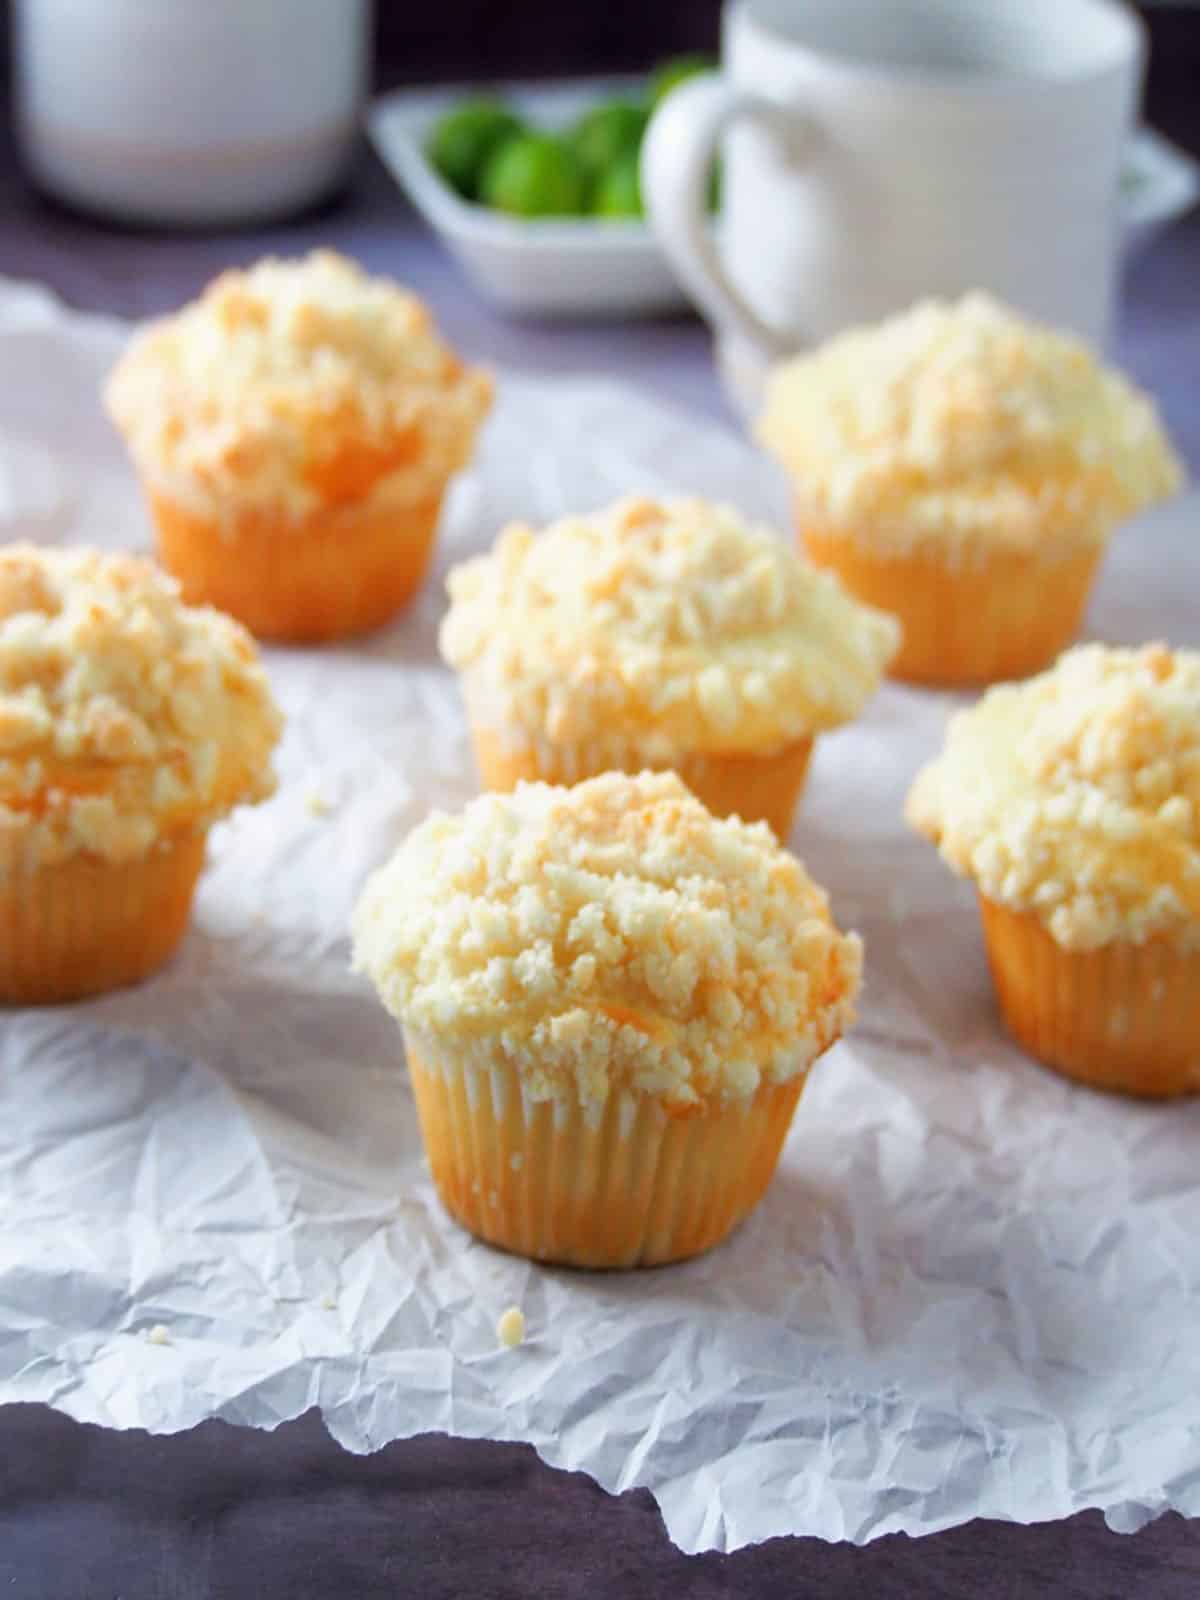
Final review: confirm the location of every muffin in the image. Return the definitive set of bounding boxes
[758,294,1182,687]
[907,644,1200,1096]
[105,250,492,644]
[439,496,899,840]
[0,544,281,1003]
[352,770,862,1267]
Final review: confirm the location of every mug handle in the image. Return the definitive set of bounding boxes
[641,75,813,359]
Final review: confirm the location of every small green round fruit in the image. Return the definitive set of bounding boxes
[649,53,718,106]
[479,133,587,218]
[427,100,525,200]
[591,152,644,219]
[570,100,649,179]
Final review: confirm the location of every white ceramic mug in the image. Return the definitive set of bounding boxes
[642,0,1146,416]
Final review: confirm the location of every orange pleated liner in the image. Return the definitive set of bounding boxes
[800,522,1101,687]
[0,832,206,1005]
[980,897,1200,1097]
[406,1037,808,1268]
[149,489,444,645]
[469,725,815,842]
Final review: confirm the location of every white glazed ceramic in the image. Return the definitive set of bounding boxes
[371,71,1194,327]
[370,79,692,319]
[14,0,371,226]
[642,0,1147,415]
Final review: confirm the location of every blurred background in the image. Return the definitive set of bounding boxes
[0,0,1193,98]
[0,0,1195,456]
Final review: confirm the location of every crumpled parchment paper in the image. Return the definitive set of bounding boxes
[0,277,1198,1554]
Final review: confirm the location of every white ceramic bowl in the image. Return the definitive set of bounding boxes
[369,77,695,319]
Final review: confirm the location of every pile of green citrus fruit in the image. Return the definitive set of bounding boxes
[426,55,718,221]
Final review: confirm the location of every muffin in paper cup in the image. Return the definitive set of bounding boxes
[439,496,899,841]
[352,771,863,1267]
[759,294,1183,687]
[106,250,492,644]
[0,544,281,1004]
[908,643,1200,1096]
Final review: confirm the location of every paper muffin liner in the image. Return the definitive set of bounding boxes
[979,897,1200,1098]
[0,832,206,1004]
[800,519,1102,687]
[148,484,445,644]
[467,721,814,841]
[404,1031,808,1268]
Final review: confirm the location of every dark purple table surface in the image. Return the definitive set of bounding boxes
[0,25,1198,1594]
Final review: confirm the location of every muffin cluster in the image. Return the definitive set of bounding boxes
[5,255,1192,1272]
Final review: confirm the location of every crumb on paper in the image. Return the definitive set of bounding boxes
[320,1292,337,1311]
[144,1324,171,1346]
[509,1152,523,1173]
[305,789,334,818]
[497,1306,525,1349]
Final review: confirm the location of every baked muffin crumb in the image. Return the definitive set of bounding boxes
[496,1306,526,1348]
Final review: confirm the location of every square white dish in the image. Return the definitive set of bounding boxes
[370,75,1199,322]
[368,76,695,319]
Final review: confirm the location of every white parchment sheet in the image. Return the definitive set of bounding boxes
[0,278,1198,1553]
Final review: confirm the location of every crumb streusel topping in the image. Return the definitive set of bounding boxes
[352,770,861,1107]
[907,644,1200,950]
[439,496,900,758]
[758,294,1182,557]
[0,544,282,871]
[105,250,493,520]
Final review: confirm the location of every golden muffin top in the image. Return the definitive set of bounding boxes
[0,544,282,871]
[758,294,1182,557]
[907,644,1200,951]
[439,496,900,758]
[352,770,861,1108]
[105,250,492,520]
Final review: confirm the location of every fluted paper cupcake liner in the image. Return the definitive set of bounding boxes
[980,896,1200,1097]
[405,1032,807,1268]
[468,721,814,841]
[149,485,444,644]
[801,520,1101,687]
[0,832,206,1004]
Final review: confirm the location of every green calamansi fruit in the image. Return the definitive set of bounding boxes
[649,53,718,106]
[591,152,644,219]
[427,99,524,199]
[570,100,650,182]
[479,133,588,218]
